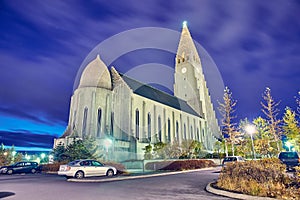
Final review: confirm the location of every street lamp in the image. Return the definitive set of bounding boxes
[25,154,31,161]
[286,141,292,151]
[12,151,17,162]
[104,138,112,161]
[245,124,256,159]
[40,153,46,163]
[41,153,46,159]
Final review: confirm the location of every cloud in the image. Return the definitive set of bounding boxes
[0,130,56,149]
[0,0,299,145]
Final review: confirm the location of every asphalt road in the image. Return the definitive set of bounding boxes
[0,167,233,200]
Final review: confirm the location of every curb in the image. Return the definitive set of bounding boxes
[206,182,278,200]
[67,167,216,182]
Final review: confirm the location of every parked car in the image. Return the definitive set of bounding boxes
[0,161,40,174]
[278,151,300,171]
[58,159,117,179]
[222,156,245,167]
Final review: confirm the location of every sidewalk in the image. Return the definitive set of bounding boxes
[67,167,214,182]
[55,168,280,199]
[205,182,278,200]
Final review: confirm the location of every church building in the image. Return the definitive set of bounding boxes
[54,23,220,161]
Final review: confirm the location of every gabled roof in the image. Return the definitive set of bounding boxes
[119,74,202,118]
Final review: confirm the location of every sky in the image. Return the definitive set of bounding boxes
[0,0,299,151]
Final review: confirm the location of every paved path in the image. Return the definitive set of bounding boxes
[0,167,232,200]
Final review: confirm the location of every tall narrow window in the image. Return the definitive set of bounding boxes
[184,124,186,140]
[82,107,88,136]
[147,113,151,141]
[197,128,200,141]
[176,121,179,140]
[97,108,102,137]
[111,112,114,136]
[72,111,77,130]
[191,126,193,140]
[135,109,139,140]
[158,116,162,142]
[167,119,171,143]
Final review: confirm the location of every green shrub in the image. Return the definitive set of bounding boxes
[40,162,68,172]
[145,159,216,171]
[216,158,300,199]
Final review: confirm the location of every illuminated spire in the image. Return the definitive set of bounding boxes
[183,20,188,28]
[176,21,200,61]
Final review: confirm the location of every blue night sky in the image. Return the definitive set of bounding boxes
[0,0,299,151]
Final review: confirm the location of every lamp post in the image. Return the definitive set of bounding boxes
[245,124,256,159]
[40,153,46,164]
[286,141,291,151]
[25,154,31,161]
[12,151,16,162]
[104,138,112,161]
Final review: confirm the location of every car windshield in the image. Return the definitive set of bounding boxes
[279,152,299,159]
[10,162,22,167]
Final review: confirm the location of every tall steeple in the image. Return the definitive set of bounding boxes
[174,21,204,115]
[176,21,200,66]
[174,22,220,148]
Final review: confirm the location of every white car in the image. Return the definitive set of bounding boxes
[58,159,117,179]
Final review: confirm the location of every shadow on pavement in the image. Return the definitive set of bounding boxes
[0,192,15,198]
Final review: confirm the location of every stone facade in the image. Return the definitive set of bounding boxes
[54,24,220,162]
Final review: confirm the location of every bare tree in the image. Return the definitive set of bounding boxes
[261,87,282,154]
[218,87,238,156]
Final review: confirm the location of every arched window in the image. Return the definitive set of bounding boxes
[136,109,139,140]
[176,121,179,140]
[167,118,171,143]
[184,124,186,140]
[97,108,102,137]
[148,113,151,141]
[72,110,77,130]
[158,116,162,142]
[82,107,88,136]
[111,112,114,136]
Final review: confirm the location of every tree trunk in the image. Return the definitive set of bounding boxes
[276,140,281,153]
[225,141,228,157]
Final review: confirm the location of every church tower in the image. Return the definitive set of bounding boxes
[174,21,220,147]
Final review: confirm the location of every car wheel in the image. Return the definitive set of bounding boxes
[7,169,13,175]
[106,169,114,177]
[75,171,84,179]
[31,168,36,174]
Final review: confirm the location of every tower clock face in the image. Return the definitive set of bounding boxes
[181,67,187,73]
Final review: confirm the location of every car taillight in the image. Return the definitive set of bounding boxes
[66,166,71,171]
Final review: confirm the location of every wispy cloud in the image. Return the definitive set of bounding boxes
[0,130,56,149]
[0,0,299,150]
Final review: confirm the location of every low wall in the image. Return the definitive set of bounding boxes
[122,158,222,170]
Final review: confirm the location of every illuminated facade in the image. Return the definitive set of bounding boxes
[54,23,220,161]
